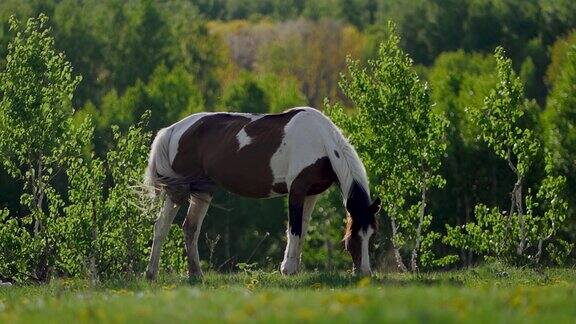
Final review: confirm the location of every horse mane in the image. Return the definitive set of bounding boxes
[314,110,370,201]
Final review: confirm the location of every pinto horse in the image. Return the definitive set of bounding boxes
[144,107,380,279]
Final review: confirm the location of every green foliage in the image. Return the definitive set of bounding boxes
[542,43,576,245]
[0,14,82,282]
[445,48,571,265]
[428,51,496,146]
[444,204,514,260]
[419,231,459,268]
[444,170,570,265]
[326,22,453,271]
[0,208,38,282]
[222,72,269,113]
[0,16,186,281]
[426,51,505,264]
[59,134,105,278]
[49,0,224,107]
[83,64,205,153]
[0,14,80,179]
[256,73,307,113]
[104,116,154,276]
[472,47,539,177]
[46,112,186,280]
[303,188,349,271]
[221,72,306,113]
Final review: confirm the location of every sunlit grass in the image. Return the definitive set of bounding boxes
[0,263,574,323]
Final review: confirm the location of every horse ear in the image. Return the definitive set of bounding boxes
[369,197,381,214]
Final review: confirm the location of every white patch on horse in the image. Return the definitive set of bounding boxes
[268,135,289,196]
[270,108,327,192]
[223,112,263,121]
[168,113,210,163]
[236,128,252,150]
[359,227,374,275]
[280,233,300,274]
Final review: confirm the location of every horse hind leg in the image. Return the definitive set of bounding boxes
[183,193,212,278]
[146,196,180,280]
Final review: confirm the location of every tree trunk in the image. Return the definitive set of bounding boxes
[410,184,427,272]
[514,178,525,255]
[89,200,99,283]
[125,202,136,276]
[506,148,526,256]
[390,215,408,272]
[32,159,50,282]
[33,160,44,236]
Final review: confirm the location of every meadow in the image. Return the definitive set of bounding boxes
[1,263,575,323]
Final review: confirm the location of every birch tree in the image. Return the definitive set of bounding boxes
[0,14,82,281]
[326,22,455,272]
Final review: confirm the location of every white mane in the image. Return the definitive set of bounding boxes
[313,110,370,201]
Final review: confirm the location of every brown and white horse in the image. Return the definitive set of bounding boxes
[144,107,380,279]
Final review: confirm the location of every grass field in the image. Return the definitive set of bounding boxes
[0,263,574,323]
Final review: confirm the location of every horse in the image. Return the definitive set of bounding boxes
[143,107,380,279]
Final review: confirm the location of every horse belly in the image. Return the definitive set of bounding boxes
[212,170,279,198]
[205,148,288,199]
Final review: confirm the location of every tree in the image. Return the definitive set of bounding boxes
[256,73,306,113]
[49,0,225,108]
[326,22,454,272]
[256,19,365,107]
[0,14,82,281]
[473,47,539,255]
[542,42,576,246]
[427,51,509,265]
[445,47,571,264]
[83,64,205,153]
[222,72,270,113]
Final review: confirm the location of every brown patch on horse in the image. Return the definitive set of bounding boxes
[272,182,288,195]
[172,110,305,198]
[344,214,362,269]
[291,157,337,196]
[287,156,338,236]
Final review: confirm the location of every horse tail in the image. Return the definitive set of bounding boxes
[144,127,178,198]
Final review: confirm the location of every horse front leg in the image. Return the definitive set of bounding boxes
[146,196,180,280]
[281,191,318,275]
[183,193,212,278]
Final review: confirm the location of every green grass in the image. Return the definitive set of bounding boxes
[0,263,575,323]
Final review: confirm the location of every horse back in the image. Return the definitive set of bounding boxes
[171,109,307,198]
